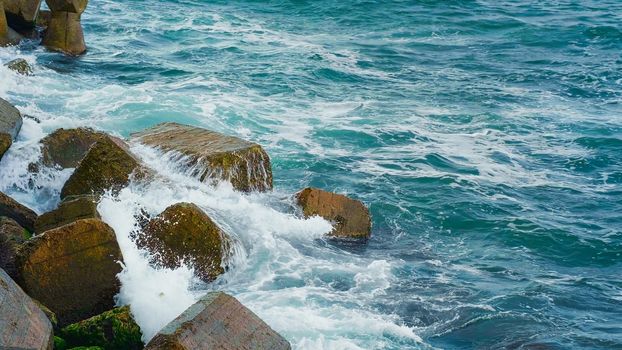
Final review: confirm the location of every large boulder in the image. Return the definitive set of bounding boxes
[296,187,372,240]
[0,97,23,160]
[131,122,273,192]
[0,2,23,46]
[145,292,291,350]
[40,128,107,168]
[136,202,230,282]
[2,0,42,30]
[59,306,143,350]
[0,268,54,350]
[16,218,123,326]
[41,0,88,55]
[0,191,37,232]
[60,136,146,199]
[0,216,29,280]
[34,195,99,234]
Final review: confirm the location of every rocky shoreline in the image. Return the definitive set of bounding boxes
[1,1,373,348]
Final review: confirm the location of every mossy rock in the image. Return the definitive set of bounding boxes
[60,136,147,199]
[131,122,273,192]
[17,218,124,326]
[5,58,33,75]
[60,306,143,350]
[40,128,107,169]
[0,191,37,232]
[35,195,100,234]
[0,217,28,282]
[136,202,230,282]
[296,188,372,240]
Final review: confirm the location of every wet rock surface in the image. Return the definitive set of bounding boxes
[0,97,23,160]
[0,268,54,350]
[136,202,230,282]
[41,0,87,55]
[296,187,371,240]
[17,218,124,326]
[145,292,291,350]
[0,191,37,232]
[5,58,33,75]
[131,122,273,192]
[0,216,29,280]
[34,195,100,234]
[40,127,107,168]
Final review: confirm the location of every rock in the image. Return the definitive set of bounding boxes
[0,97,23,160]
[0,268,54,350]
[0,1,23,46]
[0,191,37,232]
[131,122,273,192]
[2,0,42,30]
[0,216,29,280]
[34,195,99,234]
[41,0,88,55]
[5,58,33,75]
[60,306,143,350]
[36,9,52,28]
[16,218,123,326]
[60,136,146,199]
[33,299,59,329]
[136,202,230,282]
[40,127,107,168]
[145,292,291,350]
[296,187,372,240]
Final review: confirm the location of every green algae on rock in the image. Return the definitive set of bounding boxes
[60,136,146,199]
[136,202,231,282]
[40,128,107,169]
[145,292,290,350]
[0,268,54,350]
[296,187,372,240]
[16,218,123,326]
[131,122,273,192]
[35,195,100,234]
[60,306,143,350]
[5,58,33,75]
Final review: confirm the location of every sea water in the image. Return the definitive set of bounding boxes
[1,0,621,349]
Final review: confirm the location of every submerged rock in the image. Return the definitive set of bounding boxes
[137,202,230,282]
[296,187,372,240]
[60,136,146,199]
[5,58,33,75]
[59,306,143,350]
[0,191,37,232]
[145,292,291,350]
[40,128,107,168]
[0,216,29,280]
[41,0,88,55]
[0,97,23,160]
[2,0,43,30]
[131,122,273,192]
[17,218,123,326]
[0,268,54,350]
[34,195,100,234]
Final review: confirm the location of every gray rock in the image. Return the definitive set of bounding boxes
[0,268,54,350]
[0,97,23,160]
[146,292,291,350]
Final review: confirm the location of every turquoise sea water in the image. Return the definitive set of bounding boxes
[1,0,622,349]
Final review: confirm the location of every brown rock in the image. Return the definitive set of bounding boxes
[16,218,123,326]
[296,187,371,240]
[0,268,54,350]
[36,9,51,28]
[5,58,33,75]
[39,127,107,168]
[0,1,23,46]
[145,292,291,350]
[0,97,23,160]
[60,135,146,199]
[34,195,99,234]
[2,0,42,30]
[41,0,88,56]
[0,217,29,280]
[137,202,230,282]
[0,191,37,232]
[131,122,273,192]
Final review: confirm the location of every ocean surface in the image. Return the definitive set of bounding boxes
[1,0,622,349]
